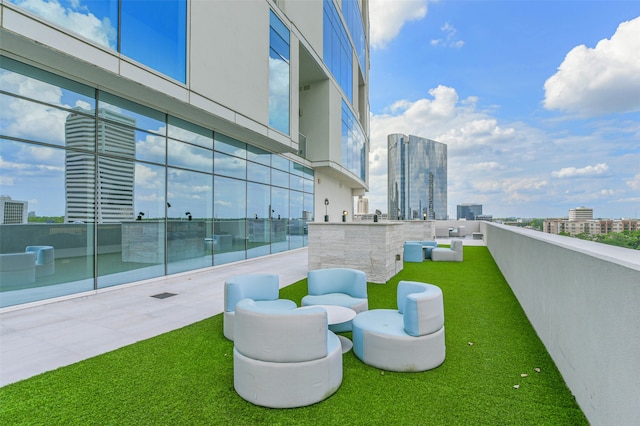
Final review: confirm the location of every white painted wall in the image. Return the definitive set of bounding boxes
[190,1,269,126]
[482,222,640,425]
[313,170,355,222]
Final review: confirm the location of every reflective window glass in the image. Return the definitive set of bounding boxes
[247,145,271,166]
[98,92,166,134]
[289,190,304,250]
[290,174,304,192]
[323,0,353,101]
[121,0,187,83]
[97,160,165,288]
[271,155,289,172]
[247,161,270,184]
[214,133,247,158]
[271,168,289,189]
[168,116,213,149]
[269,10,290,135]
[214,151,246,180]
[271,186,289,254]
[247,182,271,258]
[0,139,95,307]
[341,100,366,181]
[214,176,246,265]
[167,168,213,274]
[168,139,213,173]
[6,0,118,49]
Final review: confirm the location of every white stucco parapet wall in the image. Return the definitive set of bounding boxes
[307,222,407,284]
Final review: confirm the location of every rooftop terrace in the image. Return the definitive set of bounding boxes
[1,223,638,425]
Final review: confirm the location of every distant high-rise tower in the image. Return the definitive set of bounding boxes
[457,204,482,220]
[387,134,447,220]
[357,196,369,214]
[569,206,593,221]
[0,196,28,224]
[65,108,136,223]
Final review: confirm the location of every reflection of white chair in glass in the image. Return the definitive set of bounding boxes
[233,299,343,408]
[0,252,36,288]
[25,246,55,277]
[223,274,296,341]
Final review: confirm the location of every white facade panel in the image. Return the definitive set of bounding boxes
[189,0,270,128]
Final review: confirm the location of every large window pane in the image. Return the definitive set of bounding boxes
[0,140,94,307]
[271,186,289,254]
[214,176,246,265]
[167,168,213,274]
[215,152,246,180]
[271,168,289,189]
[247,161,270,184]
[269,10,290,135]
[97,161,165,288]
[289,190,304,250]
[6,0,118,49]
[168,116,213,149]
[121,0,187,83]
[247,182,270,258]
[214,133,246,158]
[168,139,213,173]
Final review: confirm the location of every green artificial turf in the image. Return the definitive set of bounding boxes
[0,247,588,425]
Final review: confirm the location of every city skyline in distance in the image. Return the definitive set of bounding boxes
[366,0,640,220]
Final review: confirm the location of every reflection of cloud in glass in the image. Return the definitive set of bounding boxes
[269,56,290,134]
[135,163,161,189]
[136,132,166,160]
[1,71,93,145]
[9,0,117,48]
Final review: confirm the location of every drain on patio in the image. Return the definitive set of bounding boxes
[151,292,178,299]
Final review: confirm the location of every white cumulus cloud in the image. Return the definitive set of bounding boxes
[544,16,640,116]
[369,0,428,49]
[551,163,610,178]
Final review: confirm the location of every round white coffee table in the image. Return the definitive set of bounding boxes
[313,305,356,353]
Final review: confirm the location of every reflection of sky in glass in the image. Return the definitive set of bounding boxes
[271,186,289,219]
[7,0,118,49]
[271,168,289,189]
[247,145,271,166]
[135,162,165,219]
[214,176,245,219]
[167,168,212,219]
[247,162,270,184]
[99,92,165,134]
[0,139,65,216]
[214,152,246,180]
[168,116,213,149]
[121,0,186,83]
[269,11,290,135]
[214,133,246,158]
[247,182,270,219]
[8,1,186,82]
[168,140,212,173]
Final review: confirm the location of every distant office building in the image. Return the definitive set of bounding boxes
[544,218,638,236]
[544,207,637,235]
[457,204,482,220]
[475,214,493,222]
[0,196,28,224]
[357,196,369,214]
[388,134,447,220]
[569,207,593,221]
[65,109,136,223]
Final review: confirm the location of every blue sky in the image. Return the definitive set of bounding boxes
[367,0,640,219]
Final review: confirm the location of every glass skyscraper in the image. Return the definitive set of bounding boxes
[388,134,447,220]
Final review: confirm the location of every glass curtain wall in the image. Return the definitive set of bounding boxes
[0,56,313,308]
[6,0,187,83]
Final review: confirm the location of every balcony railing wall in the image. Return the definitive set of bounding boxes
[482,222,640,425]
